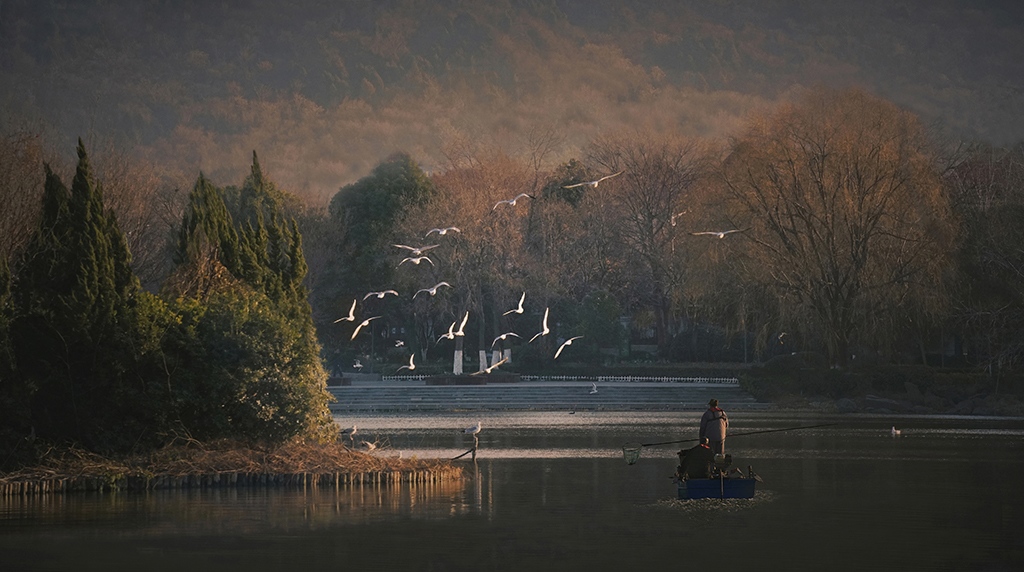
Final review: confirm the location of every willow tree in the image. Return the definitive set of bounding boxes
[718,88,954,366]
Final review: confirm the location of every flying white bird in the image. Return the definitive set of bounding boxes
[554,335,584,359]
[397,353,416,372]
[414,281,452,298]
[589,383,598,394]
[503,292,526,316]
[333,299,357,323]
[395,340,405,347]
[398,256,434,267]
[491,332,521,347]
[463,421,482,435]
[454,311,470,336]
[472,357,508,375]
[361,440,378,451]
[394,243,440,256]
[426,226,461,237]
[353,359,363,370]
[437,321,457,343]
[528,307,551,343]
[492,193,535,210]
[350,316,381,340]
[690,229,746,238]
[363,290,399,300]
[562,170,624,189]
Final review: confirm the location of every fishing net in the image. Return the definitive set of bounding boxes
[622,444,643,465]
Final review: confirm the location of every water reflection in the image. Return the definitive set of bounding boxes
[1,412,1023,571]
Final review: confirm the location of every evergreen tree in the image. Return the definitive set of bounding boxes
[168,153,334,444]
[10,140,150,450]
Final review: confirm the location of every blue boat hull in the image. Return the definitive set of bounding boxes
[677,477,756,500]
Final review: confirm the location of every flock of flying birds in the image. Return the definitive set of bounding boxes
[333,170,747,374]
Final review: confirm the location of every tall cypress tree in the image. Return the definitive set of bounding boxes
[11,140,142,449]
[169,152,334,443]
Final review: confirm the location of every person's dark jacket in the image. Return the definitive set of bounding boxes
[677,443,715,479]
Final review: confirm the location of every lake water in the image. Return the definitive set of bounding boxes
[1,411,1023,571]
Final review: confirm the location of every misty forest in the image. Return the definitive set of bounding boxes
[2,1,1024,460]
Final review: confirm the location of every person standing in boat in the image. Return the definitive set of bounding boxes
[700,399,729,454]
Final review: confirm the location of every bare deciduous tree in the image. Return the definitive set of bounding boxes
[717,88,954,366]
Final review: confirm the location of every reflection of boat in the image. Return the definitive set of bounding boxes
[677,476,756,500]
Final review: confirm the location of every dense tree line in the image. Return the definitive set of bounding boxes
[312,88,1024,379]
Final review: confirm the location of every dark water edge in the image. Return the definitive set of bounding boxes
[1,412,1023,572]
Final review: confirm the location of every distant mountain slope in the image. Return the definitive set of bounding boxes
[1,0,1021,201]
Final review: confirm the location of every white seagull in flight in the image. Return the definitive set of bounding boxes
[690,229,746,238]
[503,292,526,316]
[589,383,598,394]
[425,226,461,237]
[350,316,381,340]
[394,243,440,256]
[414,281,452,298]
[363,290,399,300]
[398,256,434,267]
[472,357,508,375]
[492,193,535,210]
[454,311,470,336]
[554,336,584,359]
[436,321,457,343]
[333,299,357,323]
[397,353,416,372]
[563,170,624,189]
[528,307,551,343]
[491,332,521,347]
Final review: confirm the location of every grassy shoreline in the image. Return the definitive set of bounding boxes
[0,439,462,496]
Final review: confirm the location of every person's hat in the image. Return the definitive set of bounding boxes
[708,399,718,407]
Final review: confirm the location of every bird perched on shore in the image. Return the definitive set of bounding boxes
[463,421,482,436]
[554,336,583,359]
[492,332,521,347]
[333,299,357,323]
[426,226,461,237]
[350,316,381,340]
[341,424,357,443]
[528,307,550,343]
[891,426,902,437]
[492,193,534,210]
[398,256,434,267]
[503,292,526,316]
[563,170,623,189]
[414,281,451,298]
[690,229,746,238]
[364,290,399,300]
[394,243,439,256]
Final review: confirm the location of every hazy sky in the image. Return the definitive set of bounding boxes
[2,0,1022,203]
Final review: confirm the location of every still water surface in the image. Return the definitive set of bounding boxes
[1,412,1023,571]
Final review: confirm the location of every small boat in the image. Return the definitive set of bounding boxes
[674,455,762,500]
[677,475,757,500]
